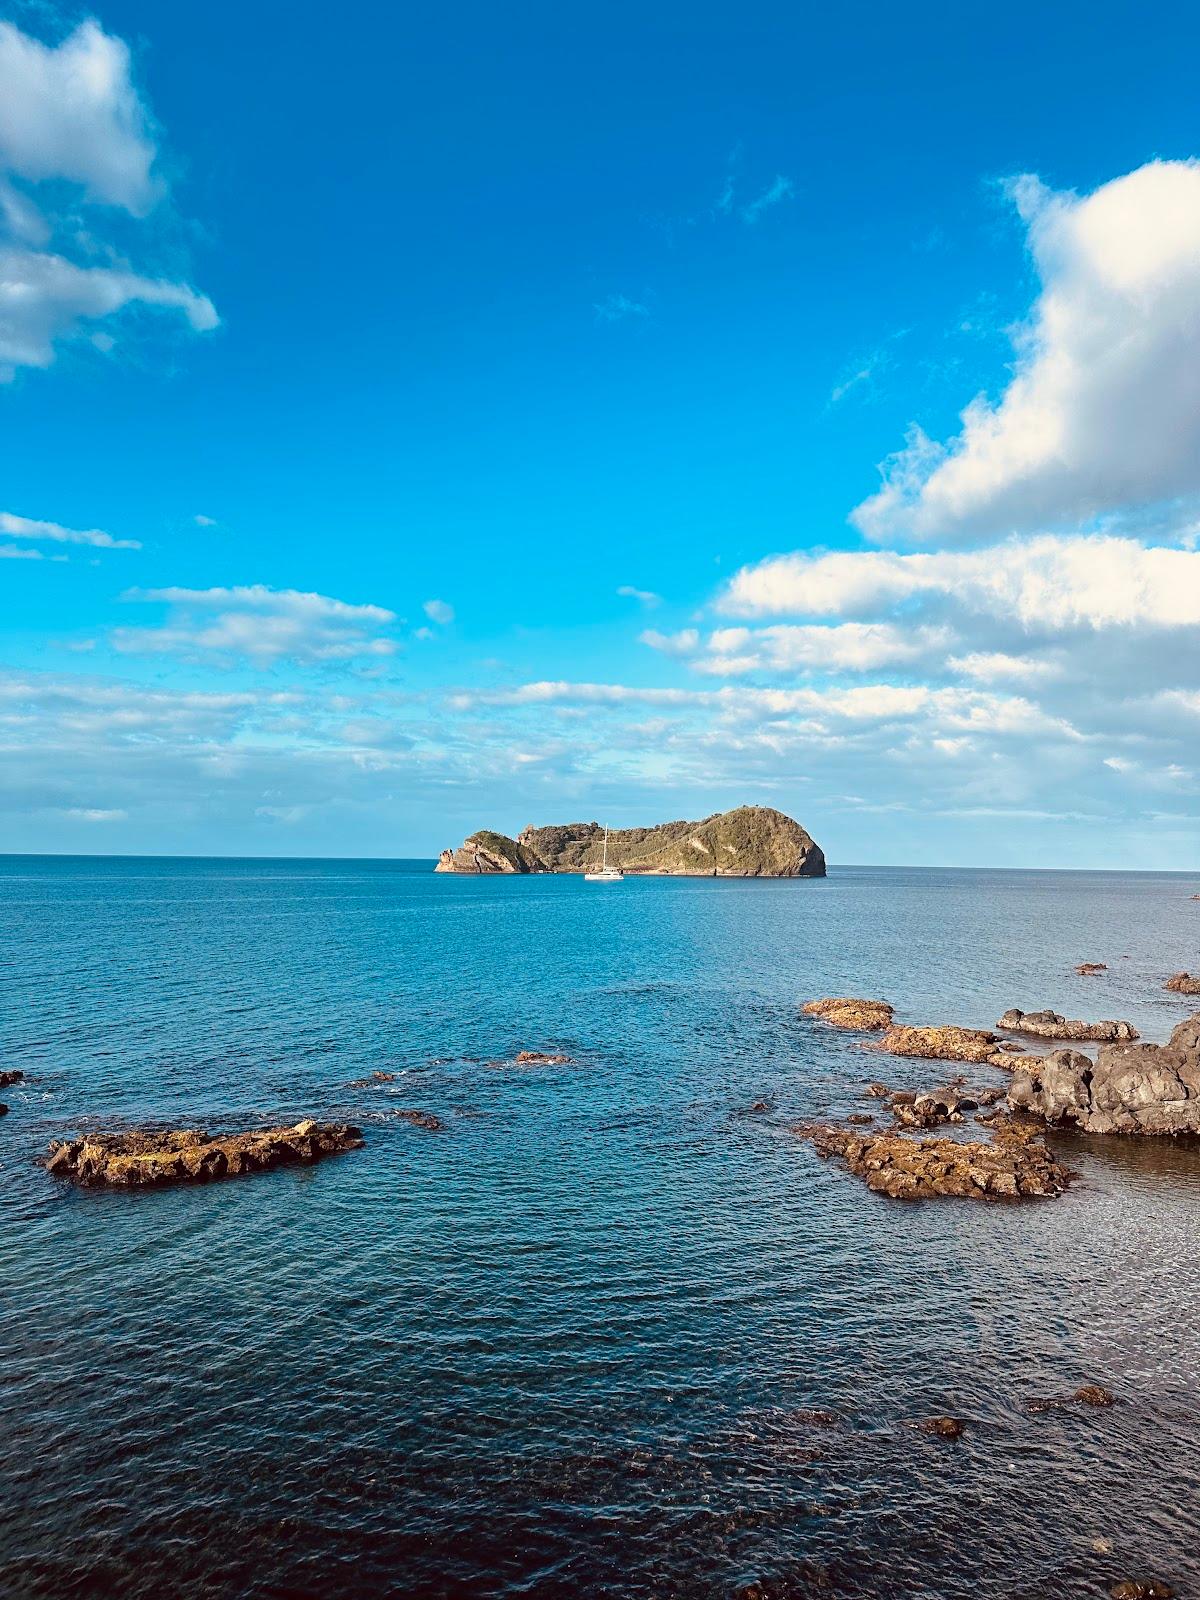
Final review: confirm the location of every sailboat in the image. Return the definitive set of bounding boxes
[584,824,624,882]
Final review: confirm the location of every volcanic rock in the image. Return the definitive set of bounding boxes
[0,1070,24,1088]
[436,805,826,877]
[877,1024,999,1064]
[0,1103,7,1117]
[802,997,894,1030]
[394,1109,442,1131]
[44,1121,363,1188]
[514,1050,574,1065]
[1026,1384,1117,1412]
[348,1070,398,1087]
[914,1416,965,1439]
[891,1086,978,1129]
[1007,1014,1200,1135]
[997,1009,1138,1043]
[1165,973,1200,995]
[798,1115,1073,1201]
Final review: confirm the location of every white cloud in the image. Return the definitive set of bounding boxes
[721,535,1200,632]
[112,585,399,665]
[0,248,217,377]
[0,511,140,551]
[643,621,948,676]
[194,514,217,528]
[854,160,1200,541]
[947,651,1062,684]
[59,807,128,822]
[617,585,661,607]
[422,598,454,625]
[0,20,215,377]
[0,21,158,213]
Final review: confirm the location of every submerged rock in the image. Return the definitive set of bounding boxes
[798,1115,1073,1202]
[1027,1384,1117,1412]
[998,1008,1138,1043]
[877,1024,999,1064]
[914,1416,965,1439]
[802,997,894,1030]
[1165,972,1200,995]
[348,1070,398,1087]
[394,1109,443,1131]
[0,1070,24,1087]
[0,1103,7,1118]
[437,805,826,877]
[1008,1013,1200,1135]
[1076,962,1108,976]
[44,1121,363,1188]
[1110,1582,1174,1599]
[513,1050,574,1065]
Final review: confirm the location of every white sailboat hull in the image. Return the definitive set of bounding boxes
[584,869,624,882]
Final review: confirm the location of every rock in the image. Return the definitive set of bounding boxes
[0,1103,7,1117]
[865,1082,892,1098]
[877,1024,999,1064]
[1165,972,1200,994]
[1076,962,1108,975]
[1008,1013,1200,1135]
[0,1070,24,1087]
[395,1109,442,1131]
[846,1112,875,1125]
[891,1086,979,1129]
[1075,1383,1116,1406]
[914,1416,965,1439]
[997,1008,1138,1043]
[43,1122,363,1188]
[1110,1582,1174,1599]
[347,1070,398,1087]
[788,1408,840,1427]
[746,1099,772,1113]
[797,1115,1074,1202]
[513,1050,573,1065]
[436,806,826,877]
[802,997,894,1030]
[1026,1384,1117,1412]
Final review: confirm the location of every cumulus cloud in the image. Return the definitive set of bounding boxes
[0,20,215,377]
[112,585,399,665]
[720,535,1200,632]
[422,598,454,625]
[644,621,949,676]
[853,161,1200,541]
[0,510,140,551]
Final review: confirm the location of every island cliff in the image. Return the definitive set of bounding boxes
[435,805,826,877]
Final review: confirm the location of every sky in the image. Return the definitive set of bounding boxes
[3,0,1200,867]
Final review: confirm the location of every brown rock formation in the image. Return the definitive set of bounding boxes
[0,1070,24,1088]
[877,1024,1000,1064]
[513,1050,574,1065]
[798,1114,1074,1201]
[802,997,894,1030]
[998,1008,1138,1042]
[435,831,547,874]
[1007,1012,1200,1135]
[394,1109,442,1131]
[44,1121,363,1188]
[1165,972,1200,994]
[1076,962,1107,975]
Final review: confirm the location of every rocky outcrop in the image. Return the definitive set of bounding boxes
[802,997,894,1030]
[513,1050,573,1065]
[998,1008,1138,1043]
[798,1115,1074,1201]
[0,1070,24,1087]
[877,1024,1001,1064]
[1165,972,1200,994]
[436,806,826,877]
[394,1109,442,1131]
[44,1121,363,1188]
[1007,1013,1200,1135]
[435,831,547,874]
[1076,962,1107,976]
[1026,1384,1116,1413]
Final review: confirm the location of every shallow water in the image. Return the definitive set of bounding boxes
[2,858,1200,1599]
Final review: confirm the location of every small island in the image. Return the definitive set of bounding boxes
[435,805,826,877]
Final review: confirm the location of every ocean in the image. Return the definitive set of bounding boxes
[2,856,1199,1599]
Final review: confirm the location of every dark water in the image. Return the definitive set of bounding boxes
[3,858,1200,1600]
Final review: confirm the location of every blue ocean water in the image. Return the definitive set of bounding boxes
[3,857,1200,1600]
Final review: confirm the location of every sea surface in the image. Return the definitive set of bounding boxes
[3,857,1200,1600]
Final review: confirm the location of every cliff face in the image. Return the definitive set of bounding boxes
[434,806,826,877]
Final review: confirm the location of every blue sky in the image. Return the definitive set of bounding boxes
[3,0,1200,865]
